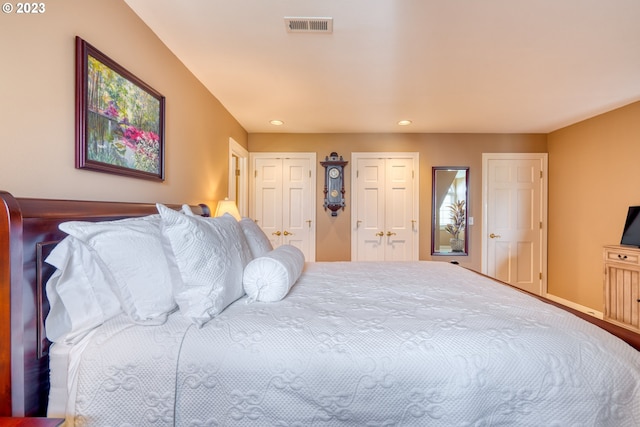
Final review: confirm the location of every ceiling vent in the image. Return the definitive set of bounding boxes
[285,17,333,33]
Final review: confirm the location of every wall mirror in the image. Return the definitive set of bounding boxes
[432,167,469,256]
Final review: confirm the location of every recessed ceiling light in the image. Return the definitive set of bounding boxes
[398,120,412,126]
[270,120,284,126]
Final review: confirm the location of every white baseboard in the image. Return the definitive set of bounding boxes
[544,293,603,319]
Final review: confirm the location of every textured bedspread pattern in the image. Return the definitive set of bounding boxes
[69,261,640,426]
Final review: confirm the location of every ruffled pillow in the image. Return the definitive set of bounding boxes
[243,245,305,302]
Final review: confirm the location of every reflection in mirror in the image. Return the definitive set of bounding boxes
[432,167,469,256]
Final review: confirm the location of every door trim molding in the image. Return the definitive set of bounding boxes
[228,138,249,217]
[350,152,419,261]
[481,152,548,295]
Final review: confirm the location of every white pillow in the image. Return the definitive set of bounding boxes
[59,215,176,324]
[181,204,195,216]
[157,204,251,326]
[45,236,121,343]
[243,245,305,302]
[239,217,273,259]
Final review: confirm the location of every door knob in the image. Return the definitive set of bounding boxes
[272,231,281,236]
[489,233,501,239]
[386,231,396,237]
[283,231,293,236]
[375,231,384,237]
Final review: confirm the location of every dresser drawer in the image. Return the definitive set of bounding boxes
[604,246,640,266]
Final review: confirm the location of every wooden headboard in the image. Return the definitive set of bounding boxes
[0,190,210,417]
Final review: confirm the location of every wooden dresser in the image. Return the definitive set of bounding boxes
[603,245,640,332]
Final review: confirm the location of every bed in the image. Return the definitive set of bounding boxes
[1,190,639,426]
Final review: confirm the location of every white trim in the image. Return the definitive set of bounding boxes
[350,152,419,261]
[481,152,548,296]
[545,294,603,319]
[229,138,249,217]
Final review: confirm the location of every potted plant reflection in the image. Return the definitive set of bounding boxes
[445,200,466,252]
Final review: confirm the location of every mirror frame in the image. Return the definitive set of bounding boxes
[431,166,469,256]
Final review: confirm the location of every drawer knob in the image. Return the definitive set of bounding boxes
[618,254,628,260]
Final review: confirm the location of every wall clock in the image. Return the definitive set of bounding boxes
[321,152,348,216]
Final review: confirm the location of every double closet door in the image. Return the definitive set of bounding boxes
[351,153,419,261]
[250,153,316,261]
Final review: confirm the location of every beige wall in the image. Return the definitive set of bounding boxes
[250,133,547,270]
[0,0,247,208]
[548,101,640,311]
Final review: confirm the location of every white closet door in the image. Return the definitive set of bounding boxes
[355,158,387,261]
[385,157,415,261]
[352,153,419,261]
[250,153,316,261]
[281,158,313,256]
[253,157,283,248]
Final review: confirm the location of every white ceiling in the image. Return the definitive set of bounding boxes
[124,0,640,134]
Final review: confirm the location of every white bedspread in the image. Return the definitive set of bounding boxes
[65,261,640,426]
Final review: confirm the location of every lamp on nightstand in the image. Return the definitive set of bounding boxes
[214,197,241,220]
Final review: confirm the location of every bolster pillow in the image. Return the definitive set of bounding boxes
[242,245,305,302]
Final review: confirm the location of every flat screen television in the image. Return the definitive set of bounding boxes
[620,206,640,247]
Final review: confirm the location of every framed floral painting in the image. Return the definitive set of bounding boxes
[75,36,165,181]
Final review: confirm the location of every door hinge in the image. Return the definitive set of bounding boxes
[539,221,543,229]
[539,272,543,280]
[254,170,257,178]
[540,170,543,178]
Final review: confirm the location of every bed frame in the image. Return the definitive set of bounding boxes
[0,190,638,418]
[0,191,210,417]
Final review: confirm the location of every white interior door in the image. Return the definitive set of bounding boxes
[282,158,313,255]
[253,157,283,248]
[250,153,316,261]
[354,158,386,261]
[352,153,419,261]
[482,153,548,295]
[385,157,415,261]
